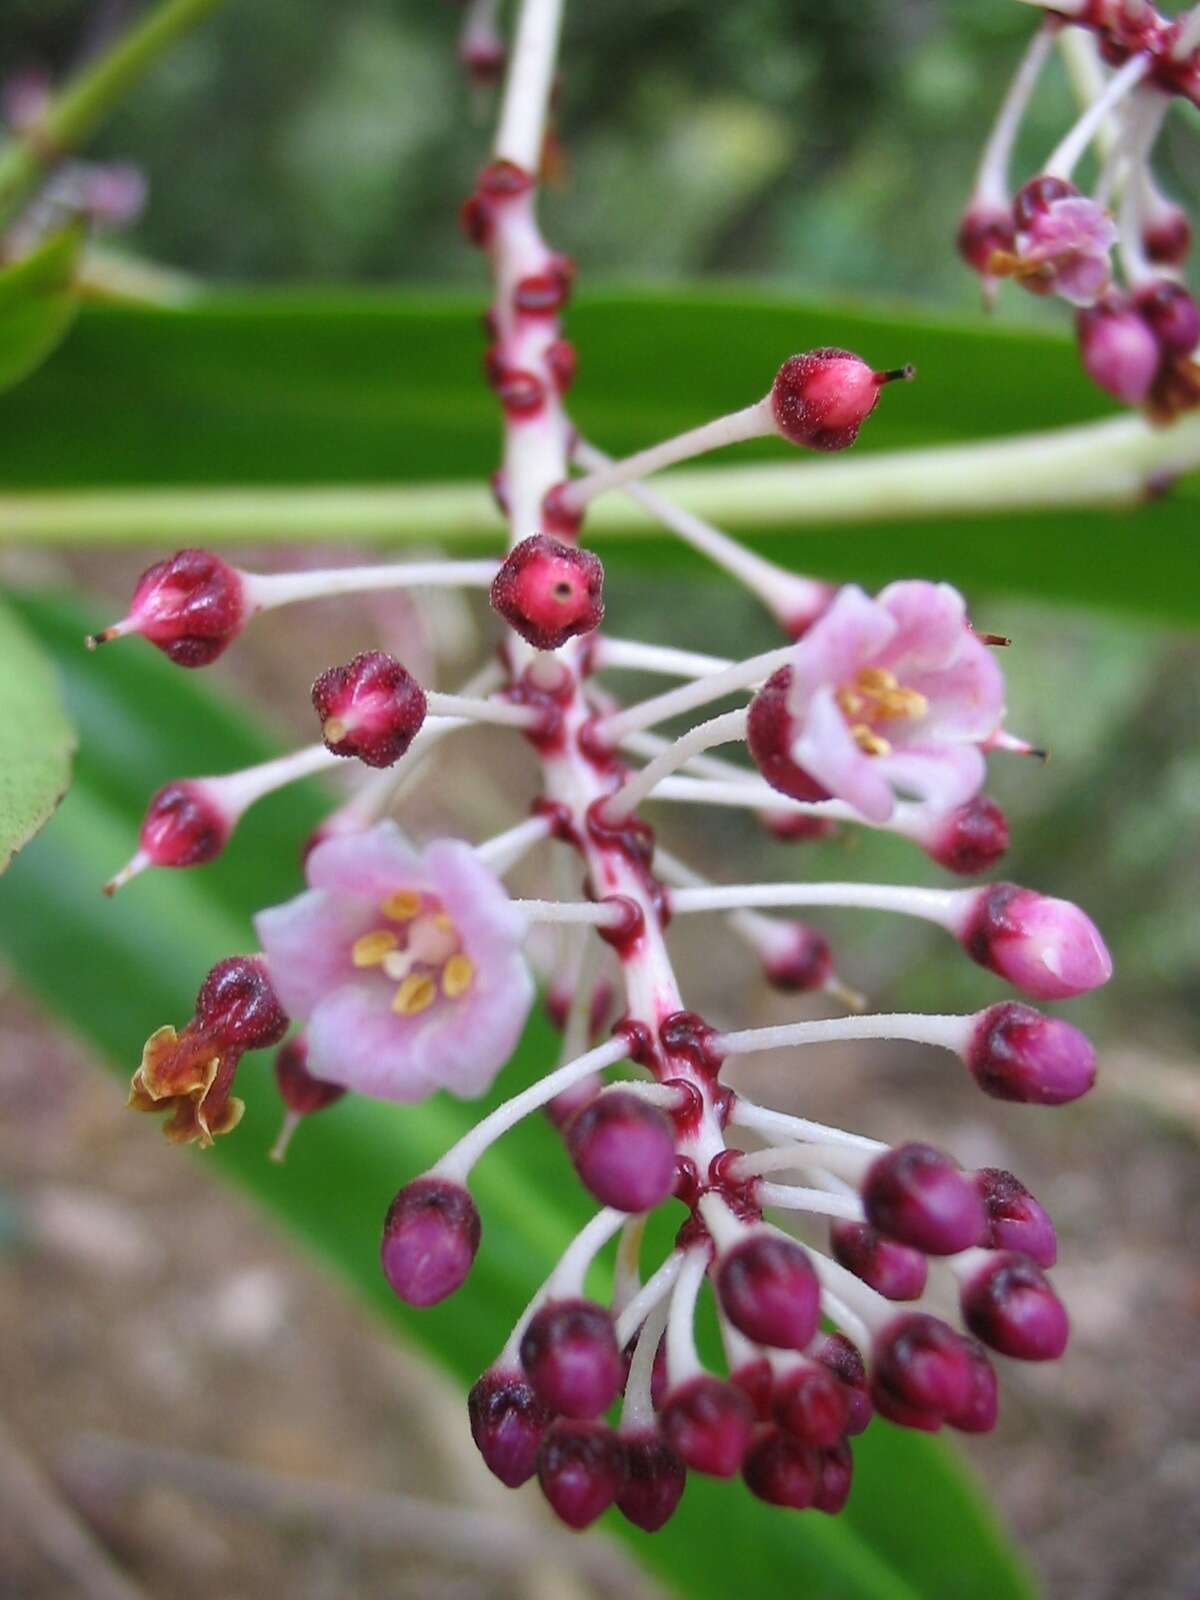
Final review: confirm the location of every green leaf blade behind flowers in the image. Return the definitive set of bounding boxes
[0,598,75,872]
[0,588,1036,1600]
[0,223,84,394]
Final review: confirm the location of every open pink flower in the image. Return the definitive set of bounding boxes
[777,581,1005,824]
[1011,193,1117,307]
[254,822,534,1103]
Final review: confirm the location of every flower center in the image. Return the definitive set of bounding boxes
[350,891,475,1015]
[835,666,929,757]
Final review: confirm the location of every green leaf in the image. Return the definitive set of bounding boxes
[0,224,84,394]
[0,286,1194,622]
[0,587,1036,1600]
[0,598,74,871]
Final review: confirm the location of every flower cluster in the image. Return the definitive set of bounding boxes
[958,1,1200,418]
[95,0,1113,1536]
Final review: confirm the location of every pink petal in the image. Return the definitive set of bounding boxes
[306,819,428,899]
[254,889,376,1019]
[792,685,895,823]
[425,838,529,964]
[876,744,986,812]
[877,581,969,671]
[787,586,897,715]
[897,639,1006,746]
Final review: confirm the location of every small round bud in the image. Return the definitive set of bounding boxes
[830,1220,928,1301]
[536,1419,627,1529]
[715,1233,820,1351]
[1134,278,1200,356]
[615,1431,687,1532]
[730,1357,775,1421]
[565,1091,677,1213]
[863,1143,985,1257]
[138,780,230,868]
[742,1426,821,1509]
[812,1332,873,1436]
[274,1035,345,1116]
[760,923,834,993]
[311,651,428,769]
[468,1367,552,1487]
[919,795,1009,875]
[961,1252,1069,1361]
[961,883,1112,999]
[956,203,1016,274]
[490,534,605,650]
[1012,175,1078,233]
[196,956,288,1048]
[871,1313,972,1429]
[966,1002,1096,1106]
[540,481,585,538]
[771,347,913,452]
[772,1361,851,1446]
[1076,298,1161,405]
[660,1375,755,1477]
[747,667,830,803]
[380,1177,481,1307]
[814,1439,855,1513]
[975,1168,1057,1268]
[758,808,838,843]
[945,1337,999,1434]
[95,548,247,666]
[519,1298,623,1419]
[1143,204,1191,266]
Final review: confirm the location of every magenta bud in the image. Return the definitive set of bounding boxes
[1076,298,1161,404]
[814,1439,854,1513]
[771,347,912,452]
[742,1426,821,1509]
[730,1357,775,1421]
[920,795,1009,875]
[772,1361,850,1446]
[975,1168,1057,1268]
[961,1253,1069,1361]
[715,1233,821,1350]
[747,667,831,803]
[1134,278,1200,355]
[660,1375,755,1477]
[1143,205,1191,266]
[468,1367,552,1487]
[138,780,230,868]
[761,923,834,993]
[519,1298,623,1419]
[830,1219,929,1301]
[615,1430,687,1532]
[95,548,247,666]
[956,202,1016,274]
[961,883,1112,999]
[311,651,428,769]
[490,534,605,650]
[871,1313,972,1428]
[966,1002,1096,1106]
[274,1035,345,1117]
[565,1091,677,1213]
[380,1177,480,1307]
[543,1071,601,1130]
[945,1338,999,1434]
[812,1332,873,1437]
[196,956,287,1048]
[536,1419,627,1529]
[863,1143,985,1256]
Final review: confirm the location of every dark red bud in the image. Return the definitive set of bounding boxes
[490,534,604,650]
[1143,206,1191,266]
[812,1332,874,1436]
[961,1252,1069,1361]
[138,780,230,868]
[311,651,428,769]
[742,1426,822,1508]
[772,1361,850,1446]
[945,1337,999,1434]
[660,1375,755,1477]
[519,1299,623,1419]
[94,548,247,667]
[813,1438,855,1513]
[966,1002,1096,1105]
[380,1177,480,1307]
[196,956,288,1048]
[715,1233,821,1351]
[830,1219,928,1300]
[871,1313,972,1428]
[615,1430,687,1532]
[863,1143,985,1256]
[747,667,831,803]
[974,1167,1057,1268]
[565,1091,677,1213]
[274,1034,344,1116]
[468,1367,553,1487]
[771,347,912,452]
[761,923,834,992]
[536,1419,627,1529]
[1134,278,1200,355]
[921,795,1009,875]
[1012,175,1079,233]
[957,203,1016,273]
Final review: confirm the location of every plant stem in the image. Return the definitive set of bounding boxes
[0,0,230,227]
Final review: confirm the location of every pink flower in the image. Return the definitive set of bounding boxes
[777,582,1005,824]
[1011,187,1117,307]
[254,822,534,1102]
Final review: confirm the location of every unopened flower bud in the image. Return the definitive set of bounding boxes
[966,1002,1096,1105]
[1134,278,1200,355]
[946,1337,998,1434]
[960,1252,1069,1361]
[957,202,1016,274]
[871,1313,972,1429]
[730,1356,774,1420]
[960,883,1112,999]
[974,1167,1057,1268]
[918,795,1009,875]
[490,534,605,650]
[311,651,428,768]
[814,1438,855,1513]
[1142,204,1191,266]
[468,1367,552,1487]
[812,1332,873,1436]
[746,667,829,802]
[772,1360,850,1446]
[714,1233,821,1350]
[759,923,835,993]
[196,955,288,1048]
[519,1298,623,1418]
[615,1431,687,1532]
[829,1219,928,1300]
[134,780,231,871]
[89,549,247,666]
[536,1419,627,1529]
[380,1176,481,1306]
[660,1375,755,1477]
[758,809,838,843]
[565,1091,677,1213]
[1076,297,1161,404]
[742,1427,821,1508]
[275,1034,345,1116]
[770,348,913,452]
[863,1143,985,1256]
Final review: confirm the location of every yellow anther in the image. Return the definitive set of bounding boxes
[352,929,399,967]
[850,723,892,757]
[442,954,475,998]
[323,716,348,743]
[855,667,898,693]
[392,974,437,1016]
[381,889,422,922]
[434,912,454,932]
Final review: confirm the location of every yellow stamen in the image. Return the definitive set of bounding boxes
[323,716,348,743]
[850,723,892,756]
[352,929,399,967]
[434,912,454,932]
[392,974,437,1016]
[442,954,475,998]
[381,889,422,922]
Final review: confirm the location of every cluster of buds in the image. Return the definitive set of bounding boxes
[957,1,1200,420]
[93,0,1113,1537]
